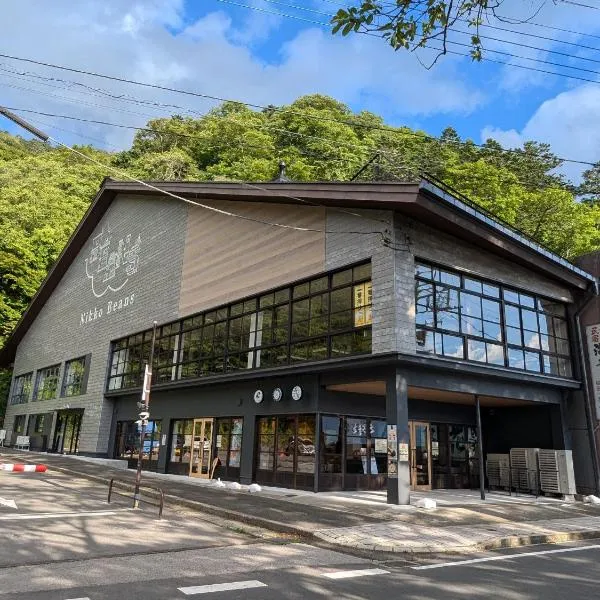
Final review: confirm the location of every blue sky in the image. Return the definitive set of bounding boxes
[1,0,600,182]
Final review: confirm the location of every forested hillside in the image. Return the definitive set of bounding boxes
[1,94,599,415]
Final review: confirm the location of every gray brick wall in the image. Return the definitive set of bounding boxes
[5,194,188,454]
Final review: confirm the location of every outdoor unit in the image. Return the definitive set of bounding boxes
[486,453,510,489]
[538,449,577,496]
[510,448,540,494]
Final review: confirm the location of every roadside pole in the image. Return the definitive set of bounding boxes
[133,321,158,509]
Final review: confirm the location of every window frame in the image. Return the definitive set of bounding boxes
[61,355,90,397]
[10,372,33,405]
[107,261,373,392]
[33,364,61,401]
[415,260,572,377]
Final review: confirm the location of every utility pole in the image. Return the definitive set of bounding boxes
[133,321,158,509]
[0,106,49,141]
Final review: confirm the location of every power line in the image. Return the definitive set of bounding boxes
[0,54,596,169]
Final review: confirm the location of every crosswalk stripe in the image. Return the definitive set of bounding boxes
[178,580,267,595]
[64,597,91,600]
[323,568,390,579]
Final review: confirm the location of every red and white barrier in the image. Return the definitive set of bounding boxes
[0,464,47,473]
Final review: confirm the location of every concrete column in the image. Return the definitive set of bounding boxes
[239,415,256,485]
[386,368,410,505]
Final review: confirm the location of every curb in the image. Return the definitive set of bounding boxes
[314,528,600,555]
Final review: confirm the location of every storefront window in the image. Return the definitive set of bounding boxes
[255,415,316,488]
[115,420,161,465]
[321,416,342,473]
[214,417,243,470]
[169,419,193,466]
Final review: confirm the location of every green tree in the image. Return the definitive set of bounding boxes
[331,1,551,62]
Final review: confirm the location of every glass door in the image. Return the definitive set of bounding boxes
[410,421,432,491]
[190,418,214,478]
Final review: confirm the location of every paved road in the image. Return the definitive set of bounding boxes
[1,541,599,599]
[2,466,599,599]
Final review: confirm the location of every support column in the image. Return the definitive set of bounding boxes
[475,395,485,501]
[239,416,256,485]
[386,368,410,505]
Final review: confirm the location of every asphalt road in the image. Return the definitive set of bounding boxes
[1,467,599,599]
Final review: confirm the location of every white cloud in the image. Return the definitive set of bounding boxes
[481,84,600,182]
[0,0,484,154]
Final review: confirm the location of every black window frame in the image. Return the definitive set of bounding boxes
[415,260,572,377]
[33,364,61,401]
[10,372,33,405]
[107,261,373,392]
[61,355,90,397]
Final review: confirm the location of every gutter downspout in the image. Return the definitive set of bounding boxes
[574,278,600,495]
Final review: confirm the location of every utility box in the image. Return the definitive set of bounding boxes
[486,453,510,489]
[538,449,577,496]
[510,448,540,493]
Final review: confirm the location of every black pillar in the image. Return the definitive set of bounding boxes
[475,395,485,501]
[386,368,410,505]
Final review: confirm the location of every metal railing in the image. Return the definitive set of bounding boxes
[107,477,165,519]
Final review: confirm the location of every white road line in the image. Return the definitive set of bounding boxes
[0,509,130,521]
[412,544,600,570]
[178,580,267,595]
[64,597,91,600]
[323,568,390,579]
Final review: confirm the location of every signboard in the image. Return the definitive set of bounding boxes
[586,324,600,420]
[387,425,398,477]
[399,442,409,462]
[374,438,387,454]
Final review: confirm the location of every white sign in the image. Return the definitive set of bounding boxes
[587,324,600,420]
[81,223,141,326]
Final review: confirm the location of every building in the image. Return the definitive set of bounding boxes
[1,177,599,503]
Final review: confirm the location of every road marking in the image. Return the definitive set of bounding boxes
[323,568,390,579]
[178,580,267,595]
[0,496,17,509]
[0,509,129,521]
[64,597,91,600]
[412,544,600,570]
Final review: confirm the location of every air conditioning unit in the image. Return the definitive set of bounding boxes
[486,453,510,489]
[510,448,540,494]
[538,449,577,496]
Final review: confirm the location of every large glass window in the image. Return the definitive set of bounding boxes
[108,262,373,391]
[215,417,243,470]
[415,262,572,377]
[62,356,88,397]
[344,417,386,475]
[115,420,161,466]
[10,373,32,405]
[33,365,61,401]
[256,415,316,477]
[169,419,194,469]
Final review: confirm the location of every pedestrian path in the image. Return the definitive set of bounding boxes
[315,515,600,553]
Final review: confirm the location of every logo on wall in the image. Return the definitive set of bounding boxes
[80,223,141,326]
[85,224,141,298]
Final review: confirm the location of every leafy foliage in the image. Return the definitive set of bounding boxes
[330,0,504,61]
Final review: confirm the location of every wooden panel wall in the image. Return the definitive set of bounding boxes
[179,199,326,316]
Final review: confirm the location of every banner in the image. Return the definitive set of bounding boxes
[586,324,600,420]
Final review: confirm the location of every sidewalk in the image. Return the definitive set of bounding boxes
[3,449,600,554]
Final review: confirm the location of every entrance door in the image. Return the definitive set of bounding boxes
[52,411,83,454]
[410,421,432,491]
[190,419,214,478]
